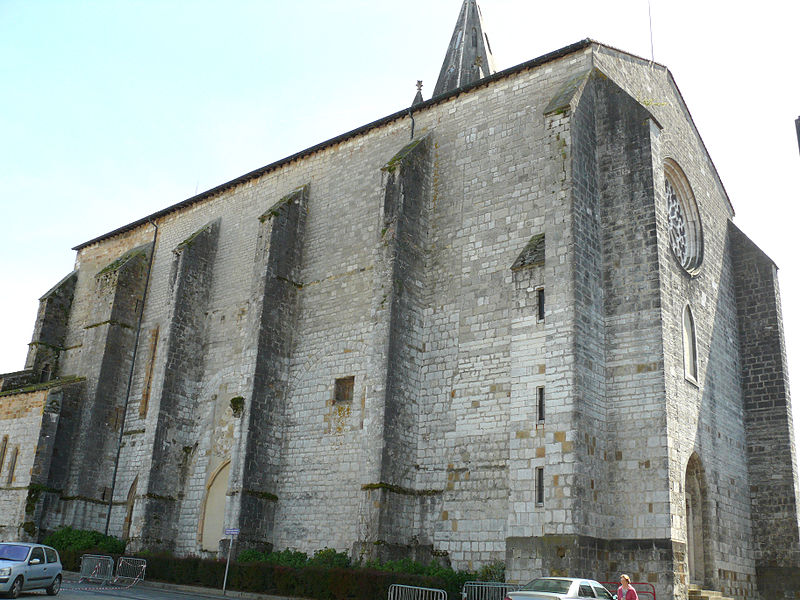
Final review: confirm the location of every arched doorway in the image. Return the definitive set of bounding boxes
[122,476,138,542]
[200,461,230,552]
[685,453,710,586]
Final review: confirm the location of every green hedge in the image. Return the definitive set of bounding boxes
[43,527,503,600]
[143,555,459,599]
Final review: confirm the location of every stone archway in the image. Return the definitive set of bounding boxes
[685,453,711,586]
[199,461,231,552]
[122,476,138,542]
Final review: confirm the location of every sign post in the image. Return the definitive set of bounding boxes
[222,527,239,596]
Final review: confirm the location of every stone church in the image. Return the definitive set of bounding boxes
[1,2,798,599]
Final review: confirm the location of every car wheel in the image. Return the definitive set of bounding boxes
[46,574,62,595]
[7,576,23,599]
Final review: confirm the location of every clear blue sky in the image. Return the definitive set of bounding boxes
[2,0,799,434]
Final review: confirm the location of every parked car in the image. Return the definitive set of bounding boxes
[0,542,62,598]
[506,578,615,600]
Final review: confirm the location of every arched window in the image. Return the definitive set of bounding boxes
[683,305,698,382]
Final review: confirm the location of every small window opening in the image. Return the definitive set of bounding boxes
[472,27,477,47]
[537,288,545,322]
[537,387,545,422]
[536,467,544,505]
[0,436,7,473]
[39,364,51,383]
[6,447,18,485]
[334,376,355,404]
[682,305,698,382]
[140,327,160,418]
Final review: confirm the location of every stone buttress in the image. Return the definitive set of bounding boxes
[730,223,800,599]
[229,186,309,553]
[356,135,440,562]
[140,223,220,550]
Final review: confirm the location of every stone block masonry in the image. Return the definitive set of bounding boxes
[235,186,308,553]
[0,39,797,600]
[0,378,84,540]
[141,221,220,551]
[730,223,800,600]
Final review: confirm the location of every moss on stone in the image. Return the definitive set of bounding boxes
[84,319,133,330]
[361,482,443,496]
[25,484,61,515]
[122,428,146,436]
[244,489,278,502]
[97,245,149,276]
[230,396,245,417]
[176,223,214,252]
[381,136,426,173]
[511,233,546,271]
[259,184,309,222]
[144,493,177,502]
[0,375,84,397]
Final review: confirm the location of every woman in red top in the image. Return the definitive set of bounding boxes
[617,575,638,600]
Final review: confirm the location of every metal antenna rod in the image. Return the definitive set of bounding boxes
[648,0,655,62]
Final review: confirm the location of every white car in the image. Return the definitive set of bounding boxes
[506,578,615,600]
[0,542,62,598]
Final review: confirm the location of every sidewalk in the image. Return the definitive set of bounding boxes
[64,570,311,600]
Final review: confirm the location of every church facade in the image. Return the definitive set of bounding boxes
[1,3,798,599]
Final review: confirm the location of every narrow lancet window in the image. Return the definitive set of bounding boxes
[683,305,698,382]
[537,288,545,322]
[537,387,545,422]
[536,467,545,505]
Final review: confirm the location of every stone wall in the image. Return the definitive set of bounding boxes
[141,221,219,551]
[730,223,800,600]
[0,40,796,600]
[24,271,78,381]
[0,378,84,540]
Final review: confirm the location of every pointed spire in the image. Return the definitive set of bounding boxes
[433,0,497,97]
[412,80,424,106]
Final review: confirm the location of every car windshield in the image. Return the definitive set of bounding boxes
[0,544,30,561]
[522,579,573,594]
[594,587,614,600]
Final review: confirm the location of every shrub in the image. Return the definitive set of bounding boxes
[237,548,266,563]
[477,560,505,582]
[43,526,125,554]
[118,545,495,600]
[308,547,351,569]
[264,548,309,568]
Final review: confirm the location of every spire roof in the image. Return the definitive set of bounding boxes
[433,0,497,97]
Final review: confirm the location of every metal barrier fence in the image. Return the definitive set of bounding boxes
[389,583,448,600]
[113,556,147,585]
[462,581,521,600]
[78,554,114,585]
[601,582,656,600]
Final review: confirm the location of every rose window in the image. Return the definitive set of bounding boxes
[666,179,688,266]
[663,160,703,276]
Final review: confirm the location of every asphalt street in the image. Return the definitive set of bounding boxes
[32,573,279,600]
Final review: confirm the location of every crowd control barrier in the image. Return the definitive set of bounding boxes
[78,554,114,585]
[389,583,448,600]
[462,581,522,600]
[113,556,147,585]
